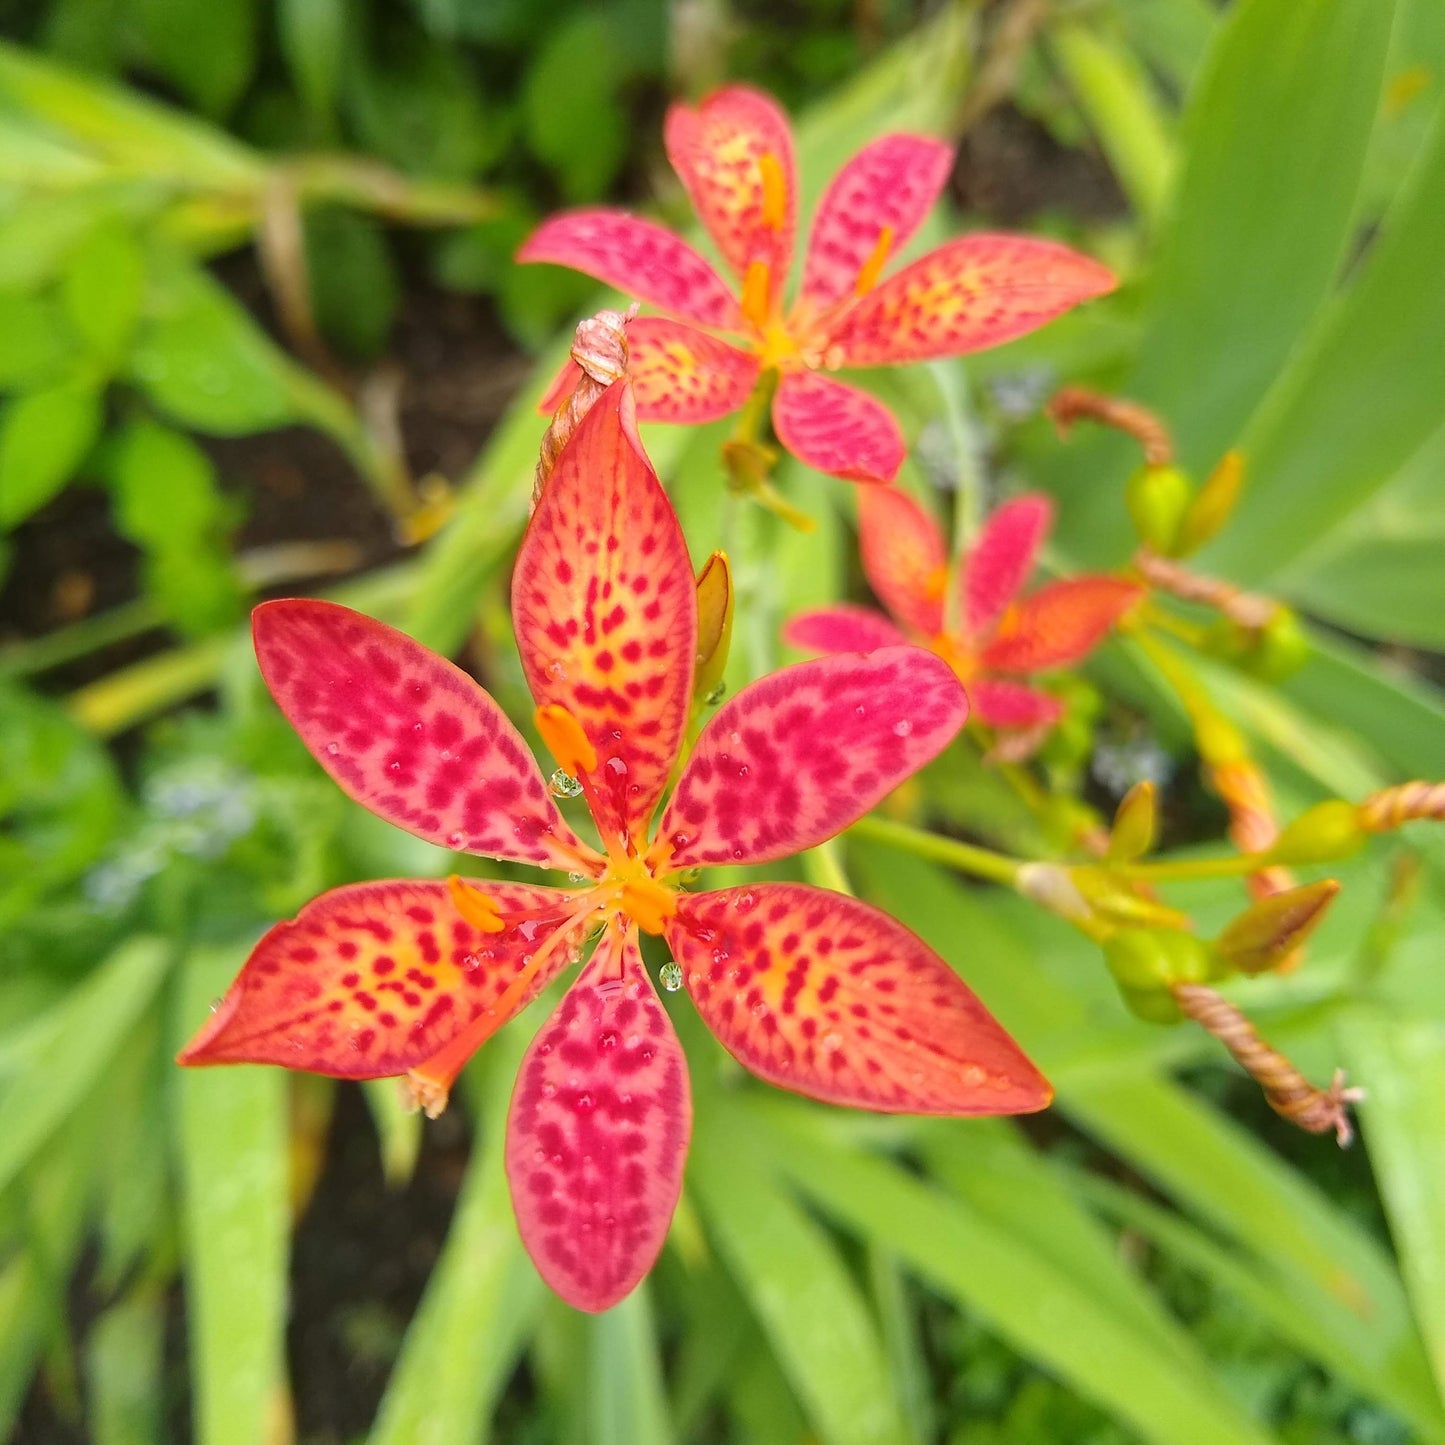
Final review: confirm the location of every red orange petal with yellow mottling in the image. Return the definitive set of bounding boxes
[963,494,1053,639]
[664,85,796,304]
[823,235,1116,367]
[799,134,955,313]
[856,485,948,635]
[653,647,966,871]
[667,885,1050,1113]
[512,382,697,851]
[969,679,1064,729]
[253,601,600,874]
[518,210,742,331]
[980,577,1144,673]
[177,878,583,1076]
[782,605,907,656]
[771,371,904,484]
[507,920,690,1313]
[627,318,761,423]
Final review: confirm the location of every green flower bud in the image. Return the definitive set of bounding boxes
[1272,801,1366,864]
[1125,464,1192,555]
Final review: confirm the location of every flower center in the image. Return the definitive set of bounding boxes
[602,851,677,936]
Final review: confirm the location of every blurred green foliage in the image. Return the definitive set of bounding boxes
[4,0,1445,1442]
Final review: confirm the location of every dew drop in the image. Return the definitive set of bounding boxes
[606,756,628,777]
[893,718,914,738]
[325,742,341,756]
[731,846,744,859]
[538,1042,553,1056]
[549,769,584,799]
[737,763,750,778]
[728,730,742,746]
[209,996,223,1013]
[546,660,567,681]
[447,830,466,849]
[567,871,588,883]
[821,1031,843,1051]
[599,1029,619,1050]
[439,748,454,762]
[854,704,866,718]
[705,681,727,705]
[640,1048,654,1062]
[388,761,402,775]
[541,1083,557,1098]
[412,722,425,735]
[575,1092,595,1113]
[659,961,683,992]
[750,1001,768,1018]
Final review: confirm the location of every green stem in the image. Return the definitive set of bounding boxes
[848,814,1022,886]
[1116,851,1279,883]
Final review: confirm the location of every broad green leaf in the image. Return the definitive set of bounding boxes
[87,1290,165,1445]
[748,1098,1280,1445]
[0,937,168,1197]
[1133,0,1395,469]
[132,0,257,117]
[691,1106,911,1445]
[60,219,145,364]
[1346,1004,1445,1404]
[0,40,264,186]
[1114,0,1218,90]
[278,0,347,125]
[0,184,159,290]
[369,1031,541,1445]
[0,379,103,528]
[1210,95,1445,581]
[305,208,399,359]
[174,942,290,1445]
[587,1287,673,1445]
[0,289,76,388]
[108,417,227,546]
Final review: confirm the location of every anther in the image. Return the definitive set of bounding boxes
[758,152,787,231]
[447,875,507,933]
[535,703,598,776]
[740,260,772,331]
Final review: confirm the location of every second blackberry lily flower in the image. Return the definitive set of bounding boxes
[519,85,1115,484]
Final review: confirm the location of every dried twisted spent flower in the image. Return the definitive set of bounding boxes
[1358,781,1445,831]
[1172,982,1364,1146]
[533,305,638,504]
[1047,386,1175,468]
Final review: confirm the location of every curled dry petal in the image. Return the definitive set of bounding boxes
[980,577,1143,672]
[799,134,955,313]
[771,370,905,484]
[824,235,1116,367]
[506,921,691,1312]
[783,605,907,656]
[627,318,761,424]
[963,494,1053,639]
[253,600,599,873]
[664,84,796,302]
[653,647,966,871]
[667,885,1050,1113]
[178,879,580,1076]
[518,210,742,331]
[856,485,948,636]
[513,381,698,851]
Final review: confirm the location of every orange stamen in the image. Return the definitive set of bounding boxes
[854,226,894,297]
[740,259,772,331]
[759,152,787,231]
[535,702,597,776]
[446,875,506,933]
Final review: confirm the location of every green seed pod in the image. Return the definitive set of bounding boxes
[1125,464,1192,555]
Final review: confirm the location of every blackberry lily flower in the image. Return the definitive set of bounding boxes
[180,384,1049,1312]
[519,85,1114,484]
[787,488,1143,738]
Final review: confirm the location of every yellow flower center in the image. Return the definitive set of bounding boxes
[602,850,677,936]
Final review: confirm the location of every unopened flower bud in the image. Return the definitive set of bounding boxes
[1174,450,1243,556]
[1104,927,1219,1023]
[1106,780,1157,862]
[1215,879,1341,975]
[1271,800,1366,864]
[693,551,734,706]
[1126,464,1192,555]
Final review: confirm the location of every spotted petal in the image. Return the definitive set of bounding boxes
[772,371,904,484]
[667,885,1050,1113]
[856,485,948,635]
[664,85,796,303]
[627,318,761,423]
[513,381,697,850]
[963,494,1052,639]
[253,600,599,873]
[799,134,955,313]
[783,605,906,656]
[507,921,691,1313]
[653,647,966,871]
[970,679,1064,729]
[178,879,580,1076]
[980,577,1143,672]
[518,210,742,331]
[824,235,1116,367]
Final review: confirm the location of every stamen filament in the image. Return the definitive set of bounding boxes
[740,260,772,331]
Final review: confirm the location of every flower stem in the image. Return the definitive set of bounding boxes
[848,814,1022,886]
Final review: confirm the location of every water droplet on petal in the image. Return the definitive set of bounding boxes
[821,1031,842,1051]
[447,830,466,849]
[606,756,627,777]
[541,1083,556,1098]
[567,871,588,883]
[388,761,402,775]
[575,1092,595,1113]
[599,1030,619,1050]
[549,769,583,799]
[546,660,567,681]
[659,961,683,992]
[854,704,866,718]
[209,996,223,1013]
[412,722,425,735]
[893,718,914,738]
[325,742,341,756]
[750,1001,768,1018]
